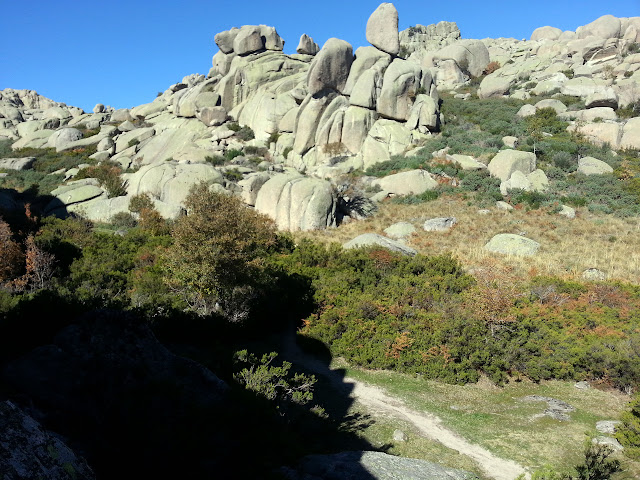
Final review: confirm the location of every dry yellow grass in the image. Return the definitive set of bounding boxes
[295,195,640,284]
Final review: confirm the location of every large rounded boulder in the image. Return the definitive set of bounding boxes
[254,173,337,231]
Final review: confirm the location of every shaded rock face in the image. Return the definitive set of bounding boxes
[0,401,96,480]
[3,311,231,478]
[280,450,478,480]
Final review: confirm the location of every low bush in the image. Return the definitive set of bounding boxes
[76,161,128,198]
[224,149,243,161]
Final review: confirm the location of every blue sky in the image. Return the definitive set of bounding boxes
[1,0,638,112]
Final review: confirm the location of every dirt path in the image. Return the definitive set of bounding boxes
[283,334,528,480]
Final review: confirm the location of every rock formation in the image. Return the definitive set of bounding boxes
[1,5,639,232]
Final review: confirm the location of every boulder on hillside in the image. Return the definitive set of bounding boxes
[343,233,417,256]
[366,3,400,56]
[447,154,487,171]
[384,221,416,239]
[0,156,36,171]
[484,234,540,256]
[577,156,613,175]
[254,173,337,231]
[477,74,516,99]
[46,127,83,150]
[488,149,536,182]
[423,217,457,232]
[372,169,437,196]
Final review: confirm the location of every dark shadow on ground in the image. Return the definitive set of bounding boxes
[0,296,383,479]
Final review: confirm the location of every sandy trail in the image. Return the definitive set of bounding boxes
[283,335,528,480]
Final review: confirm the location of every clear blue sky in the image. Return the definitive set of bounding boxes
[1,0,638,112]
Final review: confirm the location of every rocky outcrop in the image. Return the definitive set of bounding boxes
[3,310,231,478]
[0,401,96,480]
[254,173,337,231]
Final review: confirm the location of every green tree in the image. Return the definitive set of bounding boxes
[162,182,277,319]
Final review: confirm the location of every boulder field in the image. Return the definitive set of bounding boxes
[0,4,638,232]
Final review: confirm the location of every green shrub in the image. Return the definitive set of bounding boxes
[76,161,128,198]
[364,155,427,177]
[110,212,137,229]
[224,149,243,161]
[508,189,554,210]
[391,189,440,204]
[244,146,268,156]
[227,122,241,132]
[128,193,155,214]
[205,155,225,166]
[552,151,577,172]
[616,392,640,459]
[266,131,280,145]
[223,168,243,182]
[618,101,640,119]
[232,125,255,141]
[561,69,575,79]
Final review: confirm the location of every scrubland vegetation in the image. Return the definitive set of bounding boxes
[2,91,640,478]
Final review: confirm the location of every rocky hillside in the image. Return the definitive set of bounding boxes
[0,4,639,235]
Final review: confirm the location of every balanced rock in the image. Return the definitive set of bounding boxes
[215,27,239,54]
[366,3,400,56]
